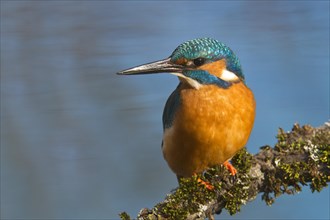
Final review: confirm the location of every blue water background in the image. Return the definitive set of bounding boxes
[1,1,329,219]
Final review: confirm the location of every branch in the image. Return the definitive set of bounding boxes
[120,122,330,220]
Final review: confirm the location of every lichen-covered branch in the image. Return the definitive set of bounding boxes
[120,122,330,220]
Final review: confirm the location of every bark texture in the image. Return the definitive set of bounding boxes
[120,122,330,220]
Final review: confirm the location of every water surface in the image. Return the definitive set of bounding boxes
[1,1,329,219]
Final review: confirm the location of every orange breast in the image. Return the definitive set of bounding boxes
[162,81,256,177]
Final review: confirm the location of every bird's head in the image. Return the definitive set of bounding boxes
[117,38,244,89]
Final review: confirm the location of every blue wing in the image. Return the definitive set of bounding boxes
[162,83,181,130]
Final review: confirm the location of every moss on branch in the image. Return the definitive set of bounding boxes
[120,122,330,220]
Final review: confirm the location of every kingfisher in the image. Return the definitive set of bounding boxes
[117,38,256,180]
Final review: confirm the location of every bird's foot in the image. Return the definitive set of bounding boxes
[197,178,214,190]
[223,160,237,175]
[193,173,214,190]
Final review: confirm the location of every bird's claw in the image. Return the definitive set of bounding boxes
[223,160,237,175]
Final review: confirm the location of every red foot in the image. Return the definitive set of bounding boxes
[193,173,214,190]
[197,178,214,190]
[223,160,237,175]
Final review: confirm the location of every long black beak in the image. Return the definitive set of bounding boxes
[117,58,184,75]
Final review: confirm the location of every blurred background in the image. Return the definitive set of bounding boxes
[1,1,329,219]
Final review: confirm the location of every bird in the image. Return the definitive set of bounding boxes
[117,37,256,180]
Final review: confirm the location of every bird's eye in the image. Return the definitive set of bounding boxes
[193,57,206,66]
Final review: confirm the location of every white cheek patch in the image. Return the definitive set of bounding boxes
[170,72,202,90]
[220,69,239,82]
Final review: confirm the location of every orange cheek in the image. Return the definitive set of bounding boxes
[175,58,188,65]
[198,59,227,77]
